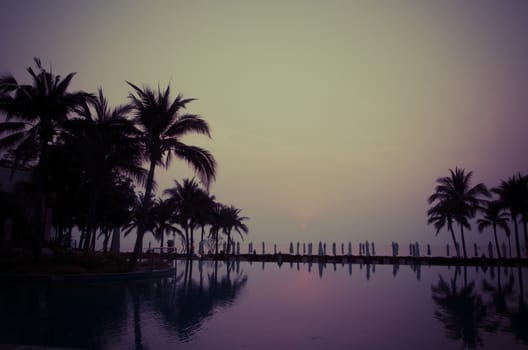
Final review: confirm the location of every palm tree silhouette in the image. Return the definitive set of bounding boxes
[164,178,212,256]
[218,205,249,254]
[477,200,510,259]
[0,58,92,250]
[127,82,216,262]
[427,198,458,256]
[492,174,528,258]
[61,88,144,250]
[428,168,490,259]
[150,197,182,250]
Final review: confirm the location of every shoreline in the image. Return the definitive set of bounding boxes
[164,253,528,267]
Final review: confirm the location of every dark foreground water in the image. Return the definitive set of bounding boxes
[0,260,527,349]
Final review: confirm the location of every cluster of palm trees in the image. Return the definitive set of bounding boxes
[427,167,528,259]
[124,178,249,256]
[0,58,248,260]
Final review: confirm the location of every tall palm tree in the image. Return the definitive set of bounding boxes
[0,58,92,249]
[427,199,458,256]
[127,82,216,262]
[477,200,510,259]
[492,174,528,258]
[61,88,144,250]
[428,168,490,259]
[218,205,249,254]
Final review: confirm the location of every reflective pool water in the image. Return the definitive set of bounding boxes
[1,260,527,349]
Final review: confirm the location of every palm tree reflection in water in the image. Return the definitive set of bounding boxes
[152,260,247,342]
[431,265,528,348]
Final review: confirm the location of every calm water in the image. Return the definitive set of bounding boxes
[0,260,527,349]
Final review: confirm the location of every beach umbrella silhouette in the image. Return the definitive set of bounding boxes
[332,242,336,256]
[297,242,300,255]
[348,242,352,256]
[308,243,313,256]
[289,242,294,254]
[365,241,370,256]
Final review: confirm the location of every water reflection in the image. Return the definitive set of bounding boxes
[431,265,528,348]
[151,260,247,342]
[0,259,248,349]
[0,261,527,349]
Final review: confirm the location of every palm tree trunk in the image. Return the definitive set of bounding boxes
[448,226,459,258]
[184,226,189,255]
[189,227,194,257]
[460,225,468,259]
[508,235,512,258]
[493,225,502,259]
[215,230,219,255]
[523,217,528,257]
[512,213,521,258]
[83,189,99,251]
[133,159,156,263]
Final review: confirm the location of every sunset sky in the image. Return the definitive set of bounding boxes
[1,0,528,251]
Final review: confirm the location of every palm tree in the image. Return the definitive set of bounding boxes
[477,200,510,259]
[427,198,458,256]
[61,88,144,250]
[0,58,92,249]
[123,193,157,245]
[492,174,528,258]
[208,202,224,255]
[164,178,211,257]
[218,205,249,254]
[428,168,490,259]
[150,197,182,251]
[127,82,216,262]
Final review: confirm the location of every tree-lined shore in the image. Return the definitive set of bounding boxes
[428,168,528,260]
[0,58,248,264]
[0,58,526,271]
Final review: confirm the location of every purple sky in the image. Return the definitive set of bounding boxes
[1,0,528,251]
